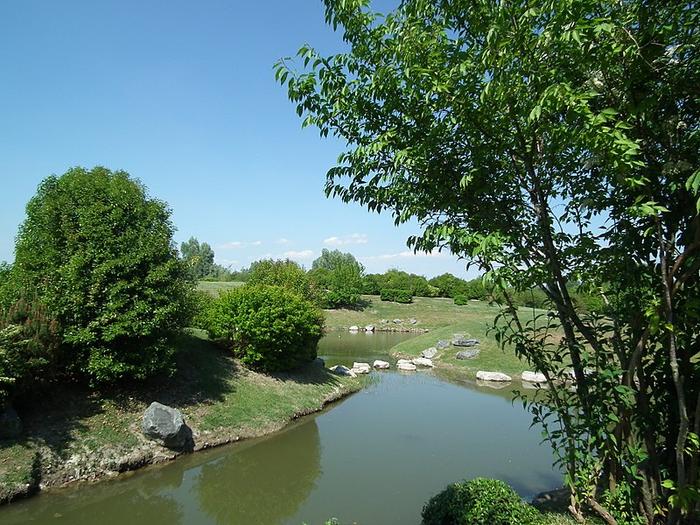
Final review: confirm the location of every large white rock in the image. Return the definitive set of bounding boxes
[330,365,357,377]
[521,371,547,383]
[476,371,512,382]
[348,325,359,332]
[396,359,417,371]
[365,325,375,332]
[373,360,391,369]
[352,362,371,374]
[412,357,434,368]
[421,347,438,359]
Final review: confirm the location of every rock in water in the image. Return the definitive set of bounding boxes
[420,347,438,359]
[365,325,375,332]
[521,371,547,383]
[396,359,417,371]
[373,360,390,369]
[476,371,512,382]
[412,357,434,368]
[348,325,359,332]
[330,365,357,378]
[456,349,480,360]
[352,362,371,374]
[0,405,23,439]
[436,340,450,350]
[142,402,190,449]
[452,336,480,347]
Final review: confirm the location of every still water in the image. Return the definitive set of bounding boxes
[1,332,560,524]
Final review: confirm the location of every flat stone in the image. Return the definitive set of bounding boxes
[420,347,438,359]
[141,402,191,449]
[521,371,547,383]
[408,318,417,325]
[0,405,23,439]
[452,336,480,347]
[412,357,434,368]
[348,325,359,332]
[393,319,402,324]
[352,362,371,374]
[373,360,390,369]
[436,340,450,350]
[365,325,375,332]
[330,365,357,377]
[456,349,480,360]
[476,371,512,382]
[397,360,417,371]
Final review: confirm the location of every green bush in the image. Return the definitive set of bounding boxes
[12,166,192,383]
[247,259,314,301]
[207,285,324,372]
[187,290,215,331]
[380,288,413,303]
[0,296,62,403]
[453,295,469,306]
[422,478,543,525]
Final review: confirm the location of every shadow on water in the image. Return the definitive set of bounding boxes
[196,419,321,524]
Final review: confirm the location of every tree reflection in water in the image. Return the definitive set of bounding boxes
[196,419,322,525]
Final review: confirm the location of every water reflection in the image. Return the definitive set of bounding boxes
[196,420,321,524]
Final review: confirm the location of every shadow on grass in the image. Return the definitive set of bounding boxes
[3,330,238,462]
[271,359,346,387]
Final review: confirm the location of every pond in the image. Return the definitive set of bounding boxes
[0,332,560,524]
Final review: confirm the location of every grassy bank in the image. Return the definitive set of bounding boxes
[323,295,495,331]
[197,280,245,295]
[0,330,364,504]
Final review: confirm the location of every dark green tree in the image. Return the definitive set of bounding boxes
[277,1,700,522]
[180,237,216,279]
[13,166,192,383]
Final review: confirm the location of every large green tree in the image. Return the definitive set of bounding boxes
[277,1,699,523]
[180,237,216,279]
[309,249,365,308]
[13,166,192,383]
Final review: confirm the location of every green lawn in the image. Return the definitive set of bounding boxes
[197,280,245,295]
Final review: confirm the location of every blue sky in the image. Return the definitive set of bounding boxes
[0,1,475,278]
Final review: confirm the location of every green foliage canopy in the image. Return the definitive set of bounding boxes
[207,284,324,372]
[278,1,700,522]
[13,166,192,383]
[309,249,364,308]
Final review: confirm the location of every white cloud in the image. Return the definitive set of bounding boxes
[276,238,291,245]
[323,233,369,246]
[218,240,262,250]
[283,249,314,260]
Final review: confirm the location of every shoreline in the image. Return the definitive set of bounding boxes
[0,334,366,507]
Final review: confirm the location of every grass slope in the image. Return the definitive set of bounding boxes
[197,280,245,295]
[0,330,364,503]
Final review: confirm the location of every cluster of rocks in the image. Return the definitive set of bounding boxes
[347,319,428,334]
[329,356,435,377]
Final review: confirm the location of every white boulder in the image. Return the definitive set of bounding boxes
[365,325,375,332]
[421,347,438,359]
[521,371,547,383]
[348,325,359,332]
[373,360,391,369]
[476,371,512,382]
[412,357,434,368]
[330,365,357,377]
[396,359,417,371]
[352,362,371,374]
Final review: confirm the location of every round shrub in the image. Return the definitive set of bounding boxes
[421,478,543,525]
[13,166,192,383]
[207,285,324,372]
[453,295,469,306]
